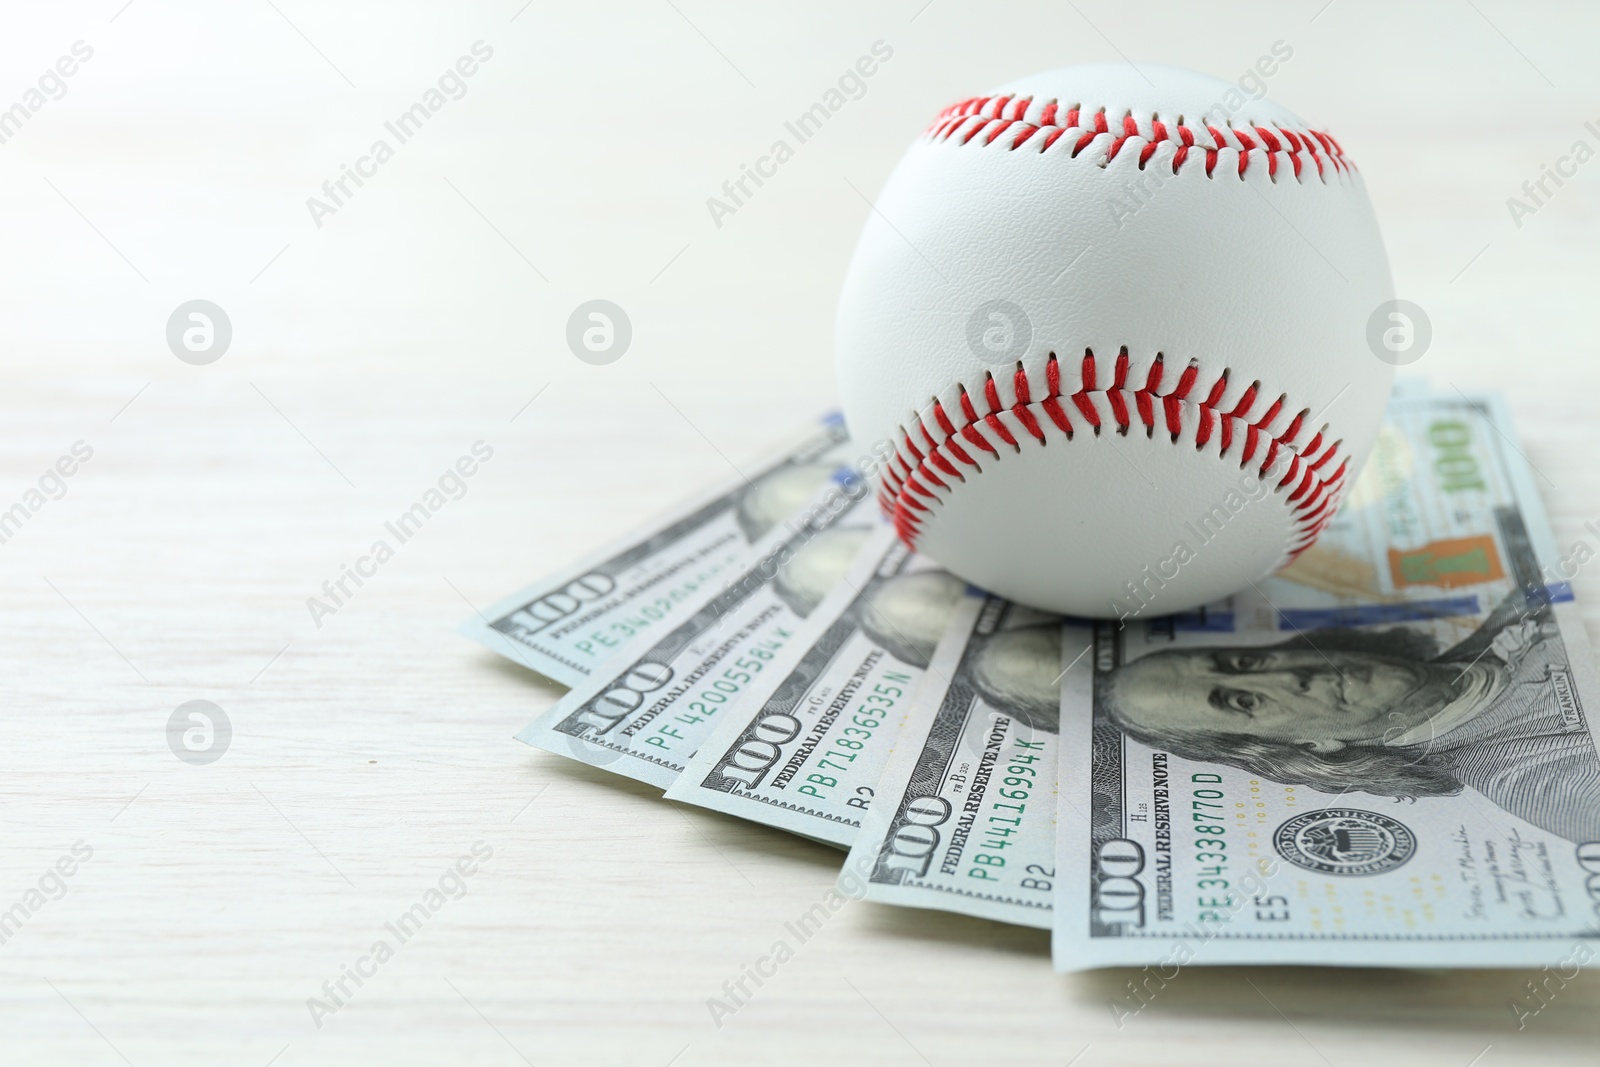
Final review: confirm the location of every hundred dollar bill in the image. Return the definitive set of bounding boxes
[844,590,1093,928]
[516,472,878,789]
[1056,392,1600,970]
[665,528,965,846]
[461,413,852,687]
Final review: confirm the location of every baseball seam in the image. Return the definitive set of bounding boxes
[878,350,1351,566]
[926,94,1352,182]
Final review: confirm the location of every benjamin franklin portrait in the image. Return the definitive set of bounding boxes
[949,618,1066,735]
[1100,587,1600,843]
[734,462,841,542]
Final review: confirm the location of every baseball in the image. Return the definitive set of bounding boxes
[836,62,1394,619]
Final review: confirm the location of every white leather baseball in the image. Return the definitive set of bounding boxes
[835,62,1394,618]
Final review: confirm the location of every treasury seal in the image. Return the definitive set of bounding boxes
[1273,808,1416,876]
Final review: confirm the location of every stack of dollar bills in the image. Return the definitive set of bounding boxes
[461,391,1600,970]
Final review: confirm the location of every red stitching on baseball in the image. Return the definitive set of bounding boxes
[923,95,1353,183]
[881,351,1350,569]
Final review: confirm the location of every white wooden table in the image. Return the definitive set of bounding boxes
[2,1,1597,1063]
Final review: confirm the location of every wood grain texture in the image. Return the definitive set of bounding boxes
[2,1,1598,1064]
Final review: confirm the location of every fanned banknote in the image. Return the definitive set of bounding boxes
[843,590,1092,928]
[665,529,965,846]
[516,472,877,788]
[1056,393,1600,970]
[462,413,852,687]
